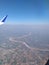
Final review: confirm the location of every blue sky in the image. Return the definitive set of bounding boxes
[0,0,49,24]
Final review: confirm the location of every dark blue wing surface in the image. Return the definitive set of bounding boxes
[2,15,8,22]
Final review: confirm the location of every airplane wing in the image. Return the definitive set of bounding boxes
[0,15,8,25]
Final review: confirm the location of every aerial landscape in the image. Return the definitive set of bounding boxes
[0,24,49,65]
[0,0,49,65]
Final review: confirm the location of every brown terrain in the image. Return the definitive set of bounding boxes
[0,25,49,65]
